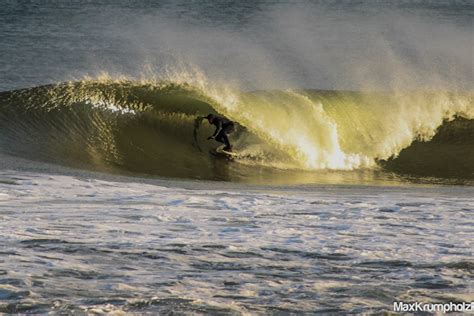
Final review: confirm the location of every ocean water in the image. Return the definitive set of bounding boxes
[0,0,473,314]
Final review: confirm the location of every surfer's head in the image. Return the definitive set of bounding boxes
[206,114,215,123]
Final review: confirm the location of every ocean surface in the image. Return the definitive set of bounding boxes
[0,0,473,314]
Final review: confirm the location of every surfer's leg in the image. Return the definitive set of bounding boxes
[216,125,234,151]
[215,132,226,145]
[221,125,234,151]
[215,131,232,151]
[221,134,232,152]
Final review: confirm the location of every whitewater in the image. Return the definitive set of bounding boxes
[1,158,473,314]
[0,0,473,314]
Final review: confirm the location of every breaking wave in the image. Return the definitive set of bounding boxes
[0,76,472,182]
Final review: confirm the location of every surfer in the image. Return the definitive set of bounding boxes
[205,114,235,152]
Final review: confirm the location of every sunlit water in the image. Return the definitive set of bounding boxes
[1,1,473,314]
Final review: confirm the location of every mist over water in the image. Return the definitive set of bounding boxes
[130,1,472,91]
[1,0,472,91]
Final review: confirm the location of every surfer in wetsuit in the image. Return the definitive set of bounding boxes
[205,114,235,152]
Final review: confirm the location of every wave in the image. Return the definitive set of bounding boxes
[0,77,472,182]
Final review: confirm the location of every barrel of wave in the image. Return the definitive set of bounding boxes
[211,89,374,171]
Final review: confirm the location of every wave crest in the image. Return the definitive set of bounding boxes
[0,77,472,181]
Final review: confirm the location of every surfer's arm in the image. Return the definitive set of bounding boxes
[209,120,222,139]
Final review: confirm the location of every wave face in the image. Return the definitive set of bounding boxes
[0,78,472,182]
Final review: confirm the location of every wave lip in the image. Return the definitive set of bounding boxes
[0,78,472,183]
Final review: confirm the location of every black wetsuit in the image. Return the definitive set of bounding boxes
[210,116,235,150]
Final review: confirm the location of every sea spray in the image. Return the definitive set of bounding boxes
[0,76,472,181]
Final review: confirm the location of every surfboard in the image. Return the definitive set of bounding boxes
[210,147,238,160]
